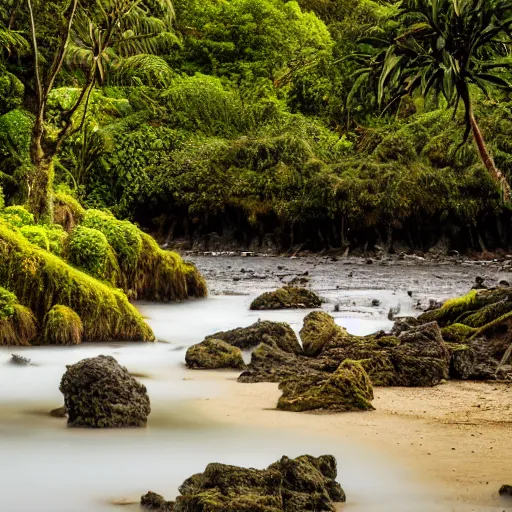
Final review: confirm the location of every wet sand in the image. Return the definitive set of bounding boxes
[188,370,512,511]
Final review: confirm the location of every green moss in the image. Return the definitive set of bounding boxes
[54,191,85,231]
[20,225,50,251]
[43,305,83,345]
[277,359,375,412]
[0,185,4,210]
[250,286,322,310]
[44,224,67,256]
[0,205,35,228]
[0,287,17,319]
[0,287,37,346]
[441,323,477,343]
[68,226,120,284]
[0,224,154,342]
[82,209,142,273]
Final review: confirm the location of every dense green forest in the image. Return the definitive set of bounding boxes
[2,0,512,253]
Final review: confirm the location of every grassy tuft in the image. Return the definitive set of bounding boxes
[43,305,83,345]
[0,287,37,346]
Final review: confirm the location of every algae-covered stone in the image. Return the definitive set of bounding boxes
[141,491,174,511]
[300,311,347,357]
[207,319,303,354]
[250,286,322,310]
[277,360,374,413]
[185,338,245,370]
[445,342,476,379]
[59,355,151,428]
[159,454,346,512]
[441,323,477,343]
[43,305,83,345]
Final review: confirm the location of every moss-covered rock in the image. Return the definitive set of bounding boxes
[441,323,477,343]
[300,311,347,357]
[59,355,151,428]
[250,286,322,310]
[207,320,303,354]
[0,287,37,346]
[156,454,345,512]
[185,338,245,370]
[141,491,174,511]
[43,305,83,345]
[277,360,374,413]
[0,224,154,342]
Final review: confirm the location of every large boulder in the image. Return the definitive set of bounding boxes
[207,320,303,355]
[185,338,245,370]
[250,286,322,310]
[141,491,174,511]
[277,360,374,413]
[300,311,348,357]
[59,355,151,428]
[143,454,345,512]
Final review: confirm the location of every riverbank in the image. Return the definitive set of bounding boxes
[190,371,512,511]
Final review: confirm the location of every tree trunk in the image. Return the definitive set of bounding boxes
[470,109,511,202]
[27,113,54,222]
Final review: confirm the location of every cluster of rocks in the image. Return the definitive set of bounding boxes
[141,454,345,512]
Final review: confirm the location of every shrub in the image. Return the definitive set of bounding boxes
[43,305,83,345]
[0,224,153,342]
[68,226,120,283]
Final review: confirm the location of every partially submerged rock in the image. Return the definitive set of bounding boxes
[10,353,31,365]
[207,320,303,354]
[49,405,67,418]
[277,360,374,413]
[185,338,245,370]
[59,355,150,428]
[250,286,322,310]
[143,454,345,512]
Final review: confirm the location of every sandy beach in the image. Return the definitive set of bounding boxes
[188,370,512,510]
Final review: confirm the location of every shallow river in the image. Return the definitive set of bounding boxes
[0,257,505,512]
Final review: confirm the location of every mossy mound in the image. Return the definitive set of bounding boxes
[68,225,120,283]
[43,305,83,345]
[207,320,303,354]
[147,454,345,511]
[185,338,245,370]
[277,360,374,413]
[441,323,477,343]
[0,287,37,346]
[250,286,322,310]
[60,355,151,428]
[0,224,154,342]
[300,311,348,357]
[0,205,35,228]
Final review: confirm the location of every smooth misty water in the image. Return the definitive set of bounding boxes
[0,259,504,512]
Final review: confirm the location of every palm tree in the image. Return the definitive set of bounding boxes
[24,0,175,221]
[350,0,512,201]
